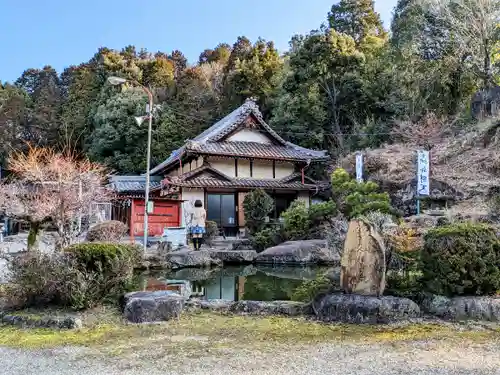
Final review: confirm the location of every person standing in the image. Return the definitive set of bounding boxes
[190,200,206,250]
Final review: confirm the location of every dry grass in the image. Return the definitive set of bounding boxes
[340,119,500,216]
[1,307,500,357]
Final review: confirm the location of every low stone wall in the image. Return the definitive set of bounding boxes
[421,295,500,322]
[138,240,342,271]
[186,299,312,316]
[0,311,82,329]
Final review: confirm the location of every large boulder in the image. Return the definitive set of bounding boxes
[255,240,338,265]
[231,238,254,250]
[85,220,127,242]
[209,250,257,264]
[165,249,221,269]
[123,291,185,323]
[313,293,420,323]
[421,295,500,321]
[340,220,386,296]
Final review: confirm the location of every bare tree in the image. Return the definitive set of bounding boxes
[391,112,455,148]
[419,0,500,87]
[0,147,112,250]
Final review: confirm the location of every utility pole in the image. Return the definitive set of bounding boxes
[107,76,154,252]
[143,88,153,252]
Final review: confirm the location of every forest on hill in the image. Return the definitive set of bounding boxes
[1,0,499,176]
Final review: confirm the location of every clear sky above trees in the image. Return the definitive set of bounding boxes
[0,0,396,82]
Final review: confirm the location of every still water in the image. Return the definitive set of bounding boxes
[138,265,334,301]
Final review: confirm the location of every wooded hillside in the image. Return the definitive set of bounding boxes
[1,0,499,177]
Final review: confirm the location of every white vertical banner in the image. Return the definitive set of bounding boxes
[417,150,430,196]
[355,153,363,182]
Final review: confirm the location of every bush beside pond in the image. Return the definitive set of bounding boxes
[4,242,140,311]
[250,200,337,252]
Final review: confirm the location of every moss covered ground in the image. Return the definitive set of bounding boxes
[0,306,499,357]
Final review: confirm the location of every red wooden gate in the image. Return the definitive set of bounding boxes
[131,199,180,237]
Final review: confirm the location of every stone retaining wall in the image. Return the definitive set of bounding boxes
[0,311,82,329]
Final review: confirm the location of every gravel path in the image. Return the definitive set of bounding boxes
[2,340,500,375]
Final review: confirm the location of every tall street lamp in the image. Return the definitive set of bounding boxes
[108,76,153,252]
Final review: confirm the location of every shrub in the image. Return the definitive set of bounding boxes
[308,200,337,225]
[331,168,392,219]
[64,242,141,272]
[281,200,311,240]
[421,223,500,296]
[243,189,274,235]
[5,242,140,310]
[86,220,128,242]
[250,199,336,251]
[291,274,333,302]
[385,271,425,303]
[282,200,337,241]
[205,221,218,246]
[388,223,423,253]
[251,227,284,252]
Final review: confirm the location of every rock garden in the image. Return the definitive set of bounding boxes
[1,168,500,339]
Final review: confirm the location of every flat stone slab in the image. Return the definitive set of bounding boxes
[165,250,221,269]
[185,299,235,312]
[312,294,420,324]
[124,291,185,323]
[185,299,311,316]
[209,250,257,264]
[421,295,500,321]
[230,300,312,316]
[255,240,339,265]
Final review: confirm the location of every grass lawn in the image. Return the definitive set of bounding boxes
[1,306,500,357]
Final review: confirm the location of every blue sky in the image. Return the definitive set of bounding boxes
[0,0,397,83]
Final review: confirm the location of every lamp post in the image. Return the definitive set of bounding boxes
[108,76,153,252]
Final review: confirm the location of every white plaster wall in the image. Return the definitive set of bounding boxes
[297,192,311,208]
[196,156,204,168]
[181,188,204,227]
[275,162,295,179]
[167,167,179,177]
[208,158,236,177]
[238,159,251,178]
[227,129,272,144]
[252,160,273,179]
[190,160,197,171]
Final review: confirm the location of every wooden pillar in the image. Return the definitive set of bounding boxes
[129,199,135,242]
[238,192,247,229]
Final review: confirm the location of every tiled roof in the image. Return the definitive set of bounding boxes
[193,98,286,144]
[149,98,328,175]
[108,175,162,193]
[279,172,317,184]
[160,165,325,191]
[168,177,319,191]
[174,164,233,182]
[185,141,328,161]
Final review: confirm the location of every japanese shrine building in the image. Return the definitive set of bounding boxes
[147,98,329,237]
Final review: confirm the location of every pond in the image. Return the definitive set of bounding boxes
[137,265,339,302]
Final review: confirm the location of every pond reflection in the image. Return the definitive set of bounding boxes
[140,265,336,302]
